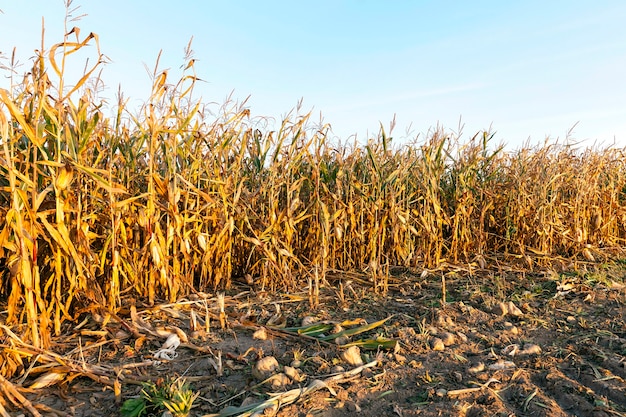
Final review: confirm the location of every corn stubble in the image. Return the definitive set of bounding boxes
[1,24,625,358]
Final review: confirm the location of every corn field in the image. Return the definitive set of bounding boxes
[1,27,626,350]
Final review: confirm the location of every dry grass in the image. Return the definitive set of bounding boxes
[1,8,626,356]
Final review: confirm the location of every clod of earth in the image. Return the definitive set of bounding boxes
[252,356,280,381]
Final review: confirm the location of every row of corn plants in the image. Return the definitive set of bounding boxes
[1,26,626,350]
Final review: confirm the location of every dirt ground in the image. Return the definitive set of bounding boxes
[2,262,625,417]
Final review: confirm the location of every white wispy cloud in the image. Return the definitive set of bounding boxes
[325,83,487,113]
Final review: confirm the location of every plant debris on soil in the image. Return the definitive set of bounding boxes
[1,262,625,417]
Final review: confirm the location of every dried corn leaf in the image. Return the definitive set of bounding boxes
[212,378,334,417]
[29,370,67,389]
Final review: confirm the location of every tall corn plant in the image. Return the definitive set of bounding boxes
[412,130,450,267]
[442,132,504,261]
[0,14,115,346]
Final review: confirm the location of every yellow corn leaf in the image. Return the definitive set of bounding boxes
[65,158,126,194]
[0,89,40,146]
[112,193,150,209]
[29,370,67,389]
[242,236,263,246]
[39,218,88,274]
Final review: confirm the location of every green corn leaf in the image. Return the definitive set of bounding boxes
[120,398,147,417]
[340,337,398,350]
[319,316,393,341]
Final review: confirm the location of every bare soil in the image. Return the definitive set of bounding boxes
[2,263,626,417]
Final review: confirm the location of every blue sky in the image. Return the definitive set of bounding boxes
[1,1,626,149]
